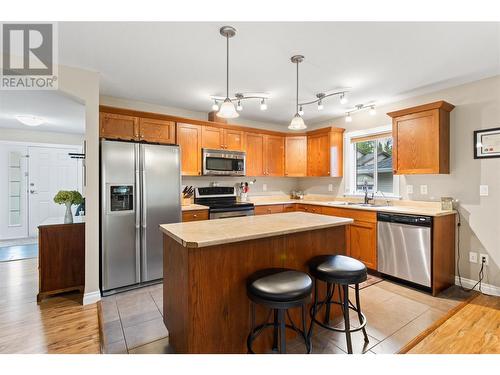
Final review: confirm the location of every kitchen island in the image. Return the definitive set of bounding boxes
[160,212,353,353]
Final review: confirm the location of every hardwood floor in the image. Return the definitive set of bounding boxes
[0,258,101,354]
[407,293,500,354]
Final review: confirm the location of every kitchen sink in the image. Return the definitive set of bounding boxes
[325,201,388,208]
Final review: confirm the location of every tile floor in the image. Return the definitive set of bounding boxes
[100,279,471,354]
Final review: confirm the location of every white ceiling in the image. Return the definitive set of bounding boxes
[0,90,85,134]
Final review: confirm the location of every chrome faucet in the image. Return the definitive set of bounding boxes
[363,180,374,204]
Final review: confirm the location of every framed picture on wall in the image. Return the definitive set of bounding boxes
[474,127,500,159]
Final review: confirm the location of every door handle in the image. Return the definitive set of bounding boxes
[30,190,37,194]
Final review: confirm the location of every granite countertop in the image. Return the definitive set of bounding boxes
[181,204,209,211]
[160,212,353,248]
[38,216,85,227]
[249,198,455,217]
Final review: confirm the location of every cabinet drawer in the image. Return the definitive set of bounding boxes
[254,204,284,215]
[182,210,209,222]
[321,206,377,223]
[296,204,323,214]
[283,204,297,212]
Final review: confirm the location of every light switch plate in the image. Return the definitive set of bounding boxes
[328,184,333,192]
[406,185,414,194]
[480,185,489,196]
[262,184,267,192]
[420,185,428,195]
[469,252,478,264]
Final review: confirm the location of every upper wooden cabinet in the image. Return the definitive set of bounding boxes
[264,135,285,176]
[285,136,307,177]
[244,132,265,176]
[100,112,139,141]
[307,127,344,177]
[388,101,454,175]
[139,118,175,144]
[202,126,243,151]
[177,123,202,176]
[100,109,175,144]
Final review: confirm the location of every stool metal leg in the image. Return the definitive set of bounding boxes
[324,282,333,325]
[278,309,286,354]
[308,278,319,341]
[272,309,279,352]
[342,284,353,354]
[355,284,369,343]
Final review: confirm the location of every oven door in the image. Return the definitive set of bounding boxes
[210,208,255,220]
[203,149,246,176]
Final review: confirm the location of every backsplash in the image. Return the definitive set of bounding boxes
[297,177,343,196]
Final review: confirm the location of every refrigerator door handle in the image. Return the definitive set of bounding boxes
[134,144,141,283]
[140,152,148,281]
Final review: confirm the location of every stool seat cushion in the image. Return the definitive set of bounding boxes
[247,269,313,302]
[309,255,367,284]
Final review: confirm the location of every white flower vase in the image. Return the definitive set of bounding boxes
[64,202,73,224]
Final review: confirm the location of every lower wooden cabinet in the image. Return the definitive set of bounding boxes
[182,209,209,222]
[283,203,297,212]
[322,206,377,270]
[255,204,284,215]
[296,204,323,214]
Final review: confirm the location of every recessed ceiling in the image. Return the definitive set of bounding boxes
[58,22,500,127]
[0,90,85,134]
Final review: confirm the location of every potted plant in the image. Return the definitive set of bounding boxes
[53,190,84,224]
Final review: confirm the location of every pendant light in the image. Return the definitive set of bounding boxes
[288,55,306,130]
[217,26,239,119]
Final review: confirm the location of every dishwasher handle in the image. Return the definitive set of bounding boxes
[377,212,432,227]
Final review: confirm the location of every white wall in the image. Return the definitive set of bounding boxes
[0,128,83,145]
[308,75,500,288]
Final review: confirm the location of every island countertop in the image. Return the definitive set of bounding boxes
[160,211,353,248]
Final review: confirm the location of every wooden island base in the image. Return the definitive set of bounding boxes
[163,225,347,354]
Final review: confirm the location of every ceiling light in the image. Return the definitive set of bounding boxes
[317,100,324,111]
[345,113,352,123]
[236,100,243,111]
[260,99,267,111]
[216,26,239,119]
[369,106,376,115]
[340,93,348,105]
[16,115,45,127]
[211,100,219,111]
[288,55,307,130]
[298,105,304,116]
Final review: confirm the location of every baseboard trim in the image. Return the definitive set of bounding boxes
[83,290,101,305]
[455,276,500,297]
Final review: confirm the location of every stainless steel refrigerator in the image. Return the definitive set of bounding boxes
[100,140,181,295]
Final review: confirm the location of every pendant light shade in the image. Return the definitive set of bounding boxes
[218,98,239,118]
[288,55,307,130]
[289,113,306,130]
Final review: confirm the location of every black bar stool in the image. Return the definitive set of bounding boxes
[308,255,369,354]
[246,268,312,354]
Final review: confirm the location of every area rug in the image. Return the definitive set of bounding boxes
[0,243,38,262]
[349,274,384,290]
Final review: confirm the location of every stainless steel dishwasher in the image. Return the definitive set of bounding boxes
[377,212,432,288]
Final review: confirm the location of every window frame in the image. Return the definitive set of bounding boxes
[344,125,400,198]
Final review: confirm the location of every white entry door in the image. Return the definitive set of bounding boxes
[0,143,28,240]
[28,146,81,237]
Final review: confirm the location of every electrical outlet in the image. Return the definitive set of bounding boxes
[406,185,413,194]
[328,184,333,192]
[420,185,428,195]
[262,184,267,192]
[480,185,489,196]
[469,252,478,264]
[480,253,489,266]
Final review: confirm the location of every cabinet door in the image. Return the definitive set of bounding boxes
[296,204,323,214]
[307,133,330,176]
[224,129,243,151]
[285,136,307,177]
[264,135,285,176]
[177,123,202,176]
[244,132,265,176]
[182,210,209,222]
[330,130,344,177]
[139,118,175,144]
[100,113,139,141]
[348,220,377,270]
[202,126,224,149]
[283,204,296,212]
[393,110,440,174]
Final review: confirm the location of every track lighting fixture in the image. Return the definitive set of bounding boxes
[344,103,377,123]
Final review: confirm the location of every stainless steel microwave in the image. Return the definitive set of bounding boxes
[202,148,246,176]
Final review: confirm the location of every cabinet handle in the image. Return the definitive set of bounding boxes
[193,214,198,218]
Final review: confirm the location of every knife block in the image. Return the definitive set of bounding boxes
[181,197,192,206]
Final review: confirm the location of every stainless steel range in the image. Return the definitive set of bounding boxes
[194,186,254,219]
